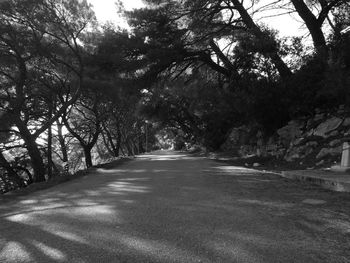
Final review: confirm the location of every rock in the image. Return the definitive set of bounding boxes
[328,130,339,137]
[314,113,325,121]
[292,137,305,146]
[345,129,350,136]
[306,141,318,148]
[313,117,343,138]
[277,120,304,146]
[284,152,300,162]
[306,119,313,129]
[305,129,315,137]
[338,105,345,114]
[316,146,342,159]
[305,147,314,156]
[343,117,350,127]
[316,159,325,166]
[329,139,341,147]
[315,108,322,114]
[253,163,260,167]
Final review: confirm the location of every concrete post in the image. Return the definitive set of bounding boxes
[331,142,350,172]
[341,142,350,167]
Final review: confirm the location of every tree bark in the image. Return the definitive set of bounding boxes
[290,0,328,59]
[83,146,93,168]
[115,124,122,157]
[47,100,53,179]
[14,117,46,182]
[56,120,68,162]
[231,0,293,79]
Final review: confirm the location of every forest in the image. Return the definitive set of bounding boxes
[0,0,349,193]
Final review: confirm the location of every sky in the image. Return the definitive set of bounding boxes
[87,0,145,28]
[87,0,305,37]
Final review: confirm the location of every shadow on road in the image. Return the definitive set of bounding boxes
[1,151,350,262]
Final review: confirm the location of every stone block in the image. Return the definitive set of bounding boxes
[343,118,350,127]
[314,113,325,121]
[316,146,342,159]
[313,117,343,138]
[277,120,304,145]
[329,139,341,147]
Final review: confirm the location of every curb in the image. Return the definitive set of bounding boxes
[280,171,350,192]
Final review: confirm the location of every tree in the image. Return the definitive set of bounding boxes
[0,0,96,182]
[62,87,104,168]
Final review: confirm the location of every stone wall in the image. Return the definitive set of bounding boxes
[221,106,350,167]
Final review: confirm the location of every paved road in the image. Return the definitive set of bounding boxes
[1,151,350,262]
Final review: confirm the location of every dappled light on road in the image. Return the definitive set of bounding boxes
[1,151,350,262]
[211,165,266,174]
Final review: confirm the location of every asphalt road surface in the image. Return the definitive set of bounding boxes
[1,151,350,263]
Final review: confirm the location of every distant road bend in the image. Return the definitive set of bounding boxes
[0,150,350,262]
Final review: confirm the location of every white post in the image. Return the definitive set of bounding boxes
[341,142,350,167]
[331,141,350,172]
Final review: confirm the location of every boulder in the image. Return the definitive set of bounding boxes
[338,105,345,114]
[306,141,318,148]
[314,113,325,121]
[328,130,339,137]
[292,137,305,146]
[285,153,300,162]
[343,117,350,127]
[316,160,325,166]
[316,146,342,159]
[329,139,341,147]
[284,145,307,162]
[277,120,304,146]
[313,117,343,138]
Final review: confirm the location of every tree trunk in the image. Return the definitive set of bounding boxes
[115,124,122,157]
[83,146,93,168]
[290,0,328,60]
[14,117,46,182]
[47,101,53,179]
[0,151,25,187]
[125,138,134,156]
[231,0,293,79]
[57,120,68,162]
[103,125,119,157]
[101,131,115,156]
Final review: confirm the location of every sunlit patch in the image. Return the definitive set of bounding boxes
[118,235,203,262]
[138,154,200,161]
[0,241,32,262]
[6,213,31,222]
[211,166,265,174]
[119,177,150,181]
[84,190,102,197]
[207,240,258,262]
[70,205,115,216]
[96,168,147,173]
[52,231,87,243]
[32,241,66,261]
[121,199,135,204]
[19,199,38,205]
[237,199,295,209]
[107,182,150,193]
